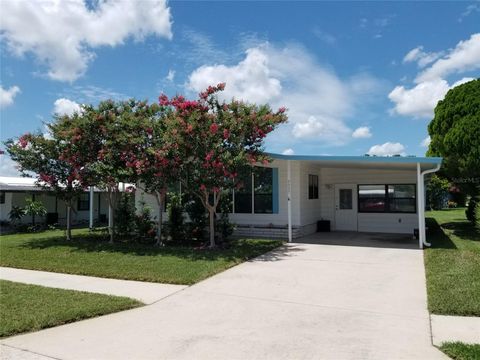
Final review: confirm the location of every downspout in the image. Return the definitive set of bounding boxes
[418,163,441,247]
[287,160,292,243]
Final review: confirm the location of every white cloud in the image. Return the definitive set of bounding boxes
[166,70,175,82]
[390,33,480,119]
[53,98,81,116]
[421,136,431,147]
[282,148,295,155]
[188,43,381,146]
[367,142,406,156]
[416,33,480,82]
[0,85,20,108]
[459,2,480,22]
[389,77,474,118]
[352,126,372,139]
[0,155,22,177]
[0,0,172,82]
[403,46,443,68]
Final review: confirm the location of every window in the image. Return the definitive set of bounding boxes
[358,185,386,212]
[233,166,278,214]
[388,185,416,213]
[234,170,252,213]
[254,167,273,214]
[339,189,352,209]
[308,174,319,199]
[77,193,90,211]
[0,191,5,204]
[358,184,416,213]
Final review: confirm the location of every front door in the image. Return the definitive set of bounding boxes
[334,184,357,231]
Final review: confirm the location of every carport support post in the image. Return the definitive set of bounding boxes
[416,163,424,249]
[89,186,94,230]
[287,160,292,243]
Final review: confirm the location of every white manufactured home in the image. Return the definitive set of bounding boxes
[136,154,442,249]
[0,176,118,226]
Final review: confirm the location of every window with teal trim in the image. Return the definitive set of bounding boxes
[234,171,252,213]
[254,167,273,213]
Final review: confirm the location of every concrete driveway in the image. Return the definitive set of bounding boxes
[2,233,446,360]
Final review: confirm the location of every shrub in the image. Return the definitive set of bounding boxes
[134,197,156,242]
[216,192,235,245]
[23,199,47,226]
[427,175,449,210]
[185,195,207,243]
[115,193,136,238]
[9,206,24,226]
[447,200,458,208]
[166,192,185,243]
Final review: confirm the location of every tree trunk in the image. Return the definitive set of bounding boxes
[155,191,165,246]
[66,204,72,241]
[208,207,215,248]
[107,189,115,244]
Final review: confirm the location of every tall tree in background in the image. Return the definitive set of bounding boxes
[159,84,288,247]
[5,126,87,240]
[427,78,480,222]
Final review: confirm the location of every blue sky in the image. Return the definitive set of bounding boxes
[1,0,479,175]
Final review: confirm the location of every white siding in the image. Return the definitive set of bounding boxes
[318,167,418,234]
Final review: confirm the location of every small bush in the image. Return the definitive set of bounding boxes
[134,197,156,242]
[185,195,207,242]
[448,200,458,208]
[166,192,185,243]
[115,193,136,238]
[216,193,235,245]
[466,196,478,224]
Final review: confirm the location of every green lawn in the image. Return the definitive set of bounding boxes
[424,208,480,316]
[0,229,282,285]
[0,280,141,338]
[439,342,480,360]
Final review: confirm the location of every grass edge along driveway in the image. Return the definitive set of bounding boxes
[0,229,283,285]
[424,208,480,317]
[0,280,142,338]
[439,341,480,360]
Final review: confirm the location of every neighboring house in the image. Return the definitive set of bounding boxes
[136,154,442,248]
[0,176,118,226]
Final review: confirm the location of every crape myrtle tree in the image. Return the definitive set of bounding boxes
[159,83,288,248]
[57,100,149,243]
[117,102,178,246]
[427,79,480,222]
[5,126,87,240]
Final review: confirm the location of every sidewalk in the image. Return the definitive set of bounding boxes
[431,314,480,345]
[0,267,187,304]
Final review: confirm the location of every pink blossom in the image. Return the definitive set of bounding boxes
[223,129,230,140]
[213,187,220,193]
[210,123,219,134]
[159,94,169,106]
[200,184,206,192]
[205,151,214,161]
[278,106,286,113]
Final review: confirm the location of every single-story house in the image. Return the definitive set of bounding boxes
[0,176,125,227]
[136,153,442,249]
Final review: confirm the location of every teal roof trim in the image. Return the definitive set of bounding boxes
[268,153,443,164]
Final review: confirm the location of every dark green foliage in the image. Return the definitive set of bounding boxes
[466,192,479,224]
[427,79,480,199]
[185,195,208,242]
[134,197,156,241]
[8,206,24,225]
[216,192,235,244]
[166,192,185,243]
[114,193,136,238]
[427,175,450,210]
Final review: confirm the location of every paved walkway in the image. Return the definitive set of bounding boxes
[0,267,186,304]
[431,314,480,346]
[1,237,446,360]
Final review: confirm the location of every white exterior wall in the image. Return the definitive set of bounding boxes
[133,160,420,237]
[135,159,303,227]
[316,167,418,234]
[1,191,109,225]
